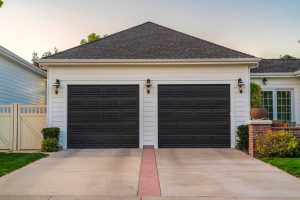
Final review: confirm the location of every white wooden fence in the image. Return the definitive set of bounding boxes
[0,104,46,151]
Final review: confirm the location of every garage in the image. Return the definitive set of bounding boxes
[67,85,139,148]
[158,85,230,148]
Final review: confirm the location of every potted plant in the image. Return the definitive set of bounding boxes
[250,82,267,119]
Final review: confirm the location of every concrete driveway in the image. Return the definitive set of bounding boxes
[0,149,141,198]
[156,149,300,199]
[1,149,300,200]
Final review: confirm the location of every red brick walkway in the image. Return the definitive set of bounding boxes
[138,149,161,197]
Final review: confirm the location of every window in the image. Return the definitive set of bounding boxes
[261,90,293,123]
[261,91,273,119]
[277,91,291,123]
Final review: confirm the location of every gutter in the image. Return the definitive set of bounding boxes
[38,58,261,68]
[250,72,296,78]
[0,46,46,77]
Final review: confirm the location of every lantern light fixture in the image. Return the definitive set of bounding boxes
[53,79,60,94]
[145,78,152,94]
[263,77,267,85]
[237,78,245,93]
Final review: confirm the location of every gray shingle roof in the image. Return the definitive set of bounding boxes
[251,59,300,73]
[44,22,255,60]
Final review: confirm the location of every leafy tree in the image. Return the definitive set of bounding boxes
[31,47,59,67]
[41,51,52,58]
[0,0,3,8]
[80,33,101,44]
[31,52,39,67]
[250,82,262,108]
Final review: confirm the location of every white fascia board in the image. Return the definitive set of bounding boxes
[38,58,261,68]
[250,73,296,78]
[0,46,46,77]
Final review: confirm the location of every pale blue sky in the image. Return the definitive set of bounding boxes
[0,0,299,61]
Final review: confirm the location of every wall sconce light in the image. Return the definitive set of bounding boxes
[53,79,60,94]
[263,77,267,85]
[237,78,245,93]
[145,78,152,94]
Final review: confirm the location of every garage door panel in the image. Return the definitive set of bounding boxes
[68,85,139,148]
[212,98,229,105]
[68,135,138,148]
[213,136,230,146]
[194,98,211,105]
[87,111,103,118]
[103,86,120,94]
[158,85,230,148]
[121,98,139,106]
[121,110,139,118]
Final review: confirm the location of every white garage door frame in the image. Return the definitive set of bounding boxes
[53,79,237,149]
[153,81,236,148]
[60,80,144,149]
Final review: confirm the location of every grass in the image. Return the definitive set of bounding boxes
[0,152,48,177]
[261,157,300,178]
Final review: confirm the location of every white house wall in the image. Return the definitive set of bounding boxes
[251,77,300,123]
[47,64,251,149]
[0,56,46,104]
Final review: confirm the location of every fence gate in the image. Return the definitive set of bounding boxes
[0,104,46,151]
[0,105,14,150]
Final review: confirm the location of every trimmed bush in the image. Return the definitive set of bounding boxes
[41,138,59,152]
[256,130,299,157]
[250,82,262,108]
[236,125,249,151]
[41,127,60,152]
[41,127,60,140]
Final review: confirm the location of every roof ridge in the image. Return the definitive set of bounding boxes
[146,22,256,58]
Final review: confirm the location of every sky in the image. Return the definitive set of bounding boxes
[0,0,299,62]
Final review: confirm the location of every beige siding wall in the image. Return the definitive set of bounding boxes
[48,64,251,149]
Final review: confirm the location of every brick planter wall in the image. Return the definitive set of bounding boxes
[272,127,300,142]
[248,120,272,157]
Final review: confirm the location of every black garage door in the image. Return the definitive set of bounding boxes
[158,85,230,148]
[68,85,139,148]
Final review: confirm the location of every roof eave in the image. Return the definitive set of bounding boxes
[38,58,260,68]
[250,72,296,78]
[0,46,46,77]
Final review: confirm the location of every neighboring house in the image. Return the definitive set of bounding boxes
[0,46,46,104]
[251,57,300,124]
[39,22,260,149]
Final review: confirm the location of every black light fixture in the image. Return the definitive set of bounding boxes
[53,79,60,94]
[237,78,245,93]
[263,77,267,85]
[145,78,152,94]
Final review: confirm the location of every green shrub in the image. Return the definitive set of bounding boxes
[251,82,262,108]
[236,125,249,151]
[256,130,299,157]
[41,138,59,152]
[41,127,60,152]
[41,127,60,140]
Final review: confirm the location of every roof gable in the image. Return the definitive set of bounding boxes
[44,22,255,60]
